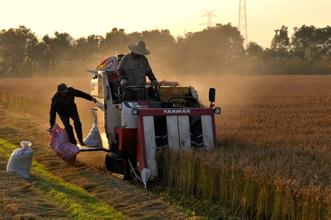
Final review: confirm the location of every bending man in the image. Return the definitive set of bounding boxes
[49,83,97,146]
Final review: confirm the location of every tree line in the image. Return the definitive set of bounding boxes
[0,24,330,76]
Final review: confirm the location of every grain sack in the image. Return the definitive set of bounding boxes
[83,123,101,147]
[6,141,33,179]
[83,109,101,147]
[50,124,79,163]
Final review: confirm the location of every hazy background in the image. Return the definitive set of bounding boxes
[1,0,330,76]
[1,0,330,47]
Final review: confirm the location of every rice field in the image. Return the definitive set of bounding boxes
[0,74,330,218]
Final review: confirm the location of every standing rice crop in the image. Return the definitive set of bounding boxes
[158,149,330,219]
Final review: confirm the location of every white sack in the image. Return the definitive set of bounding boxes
[6,141,33,179]
[83,123,101,147]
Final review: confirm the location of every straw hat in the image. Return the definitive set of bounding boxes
[128,40,150,55]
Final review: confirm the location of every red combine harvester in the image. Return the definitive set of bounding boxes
[81,56,221,187]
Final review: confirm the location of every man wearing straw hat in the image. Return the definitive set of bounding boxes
[117,40,158,100]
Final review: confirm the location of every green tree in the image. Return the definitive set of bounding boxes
[75,35,103,61]
[101,28,128,53]
[171,23,245,72]
[141,29,176,70]
[292,25,331,63]
[41,32,76,72]
[0,26,38,75]
[270,25,290,57]
[246,42,264,57]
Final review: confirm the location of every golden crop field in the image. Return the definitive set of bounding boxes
[161,74,331,219]
[0,74,330,218]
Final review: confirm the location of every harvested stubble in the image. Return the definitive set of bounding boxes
[158,149,330,219]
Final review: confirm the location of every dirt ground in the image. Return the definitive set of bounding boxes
[0,171,70,219]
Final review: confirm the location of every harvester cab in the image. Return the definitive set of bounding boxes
[83,56,221,187]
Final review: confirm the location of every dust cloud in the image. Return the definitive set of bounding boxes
[0,72,261,134]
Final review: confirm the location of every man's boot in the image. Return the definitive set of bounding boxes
[74,121,85,146]
[65,124,77,145]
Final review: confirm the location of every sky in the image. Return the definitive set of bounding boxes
[0,0,330,47]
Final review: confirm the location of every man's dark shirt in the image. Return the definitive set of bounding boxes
[49,87,93,127]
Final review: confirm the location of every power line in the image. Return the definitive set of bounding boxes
[238,0,248,44]
[201,10,217,27]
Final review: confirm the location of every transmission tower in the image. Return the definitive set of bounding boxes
[202,10,217,27]
[238,0,248,44]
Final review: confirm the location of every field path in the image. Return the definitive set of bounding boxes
[0,140,122,219]
[0,108,187,219]
[0,170,71,219]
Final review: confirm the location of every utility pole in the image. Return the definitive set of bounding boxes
[238,0,248,45]
[202,10,217,27]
